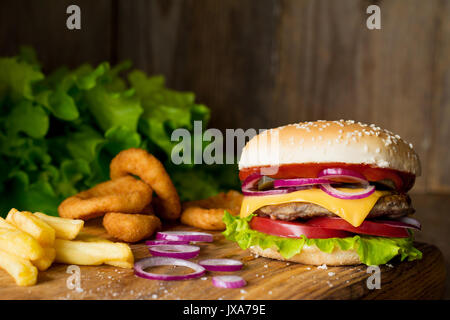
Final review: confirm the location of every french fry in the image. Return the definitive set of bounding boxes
[0,228,44,260]
[6,209,55,246]
[0,217,16,230]
[33,212,84,240]
[32,246,56,271]
[105,259,133,269]
[54,239,134,268]
[75,232,111,243]
[73,233,133,268]
[0,249,38,286]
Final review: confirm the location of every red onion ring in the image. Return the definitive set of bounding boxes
[317,168,375,199]
[241,173,263,190]
[320,184,375,200]
[242,173,290,196]
[373,217,421,231]
[273,177,331,188]
[134,257,205,281]
[148,244,200,259]
[242,187,305,196]
[396,216,421,230]
[241,173,308,196]
[156,231,213,242]
[145,240,189,246]
[242,168,376,199]
[212,275,246,289]
[198,259,243,272]
[318,168,369,185]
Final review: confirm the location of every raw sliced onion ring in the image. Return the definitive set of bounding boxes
[374,217,421,231]
[198,259,243,272]
[241,173,263,190]
[242,173,290,196]
[273,177,331,188]
[396,216,421,230]
[156,231,213,242]
[134,257,205,281]
[242,168,376,198]
[148,244,200,259]
[318,168,369,185]
[145,240,190,246]
[318,168,375,199]
[212,275,246,288]
[241,173,309,196]
[320,184,375,200]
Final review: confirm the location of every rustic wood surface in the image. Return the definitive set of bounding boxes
[411,193,450,299]
[0,212,446,300]
[0,0,449,193]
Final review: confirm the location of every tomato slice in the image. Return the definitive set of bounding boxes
[249,216,352,239]
[306,217,410,238]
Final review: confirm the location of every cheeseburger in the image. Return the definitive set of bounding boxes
[223,120,422,266]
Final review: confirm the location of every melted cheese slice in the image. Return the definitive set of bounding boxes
[240,188,390,227]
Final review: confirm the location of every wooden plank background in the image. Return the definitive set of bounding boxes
[0,0,449,193]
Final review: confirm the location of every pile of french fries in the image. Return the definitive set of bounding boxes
[0,208,134,287]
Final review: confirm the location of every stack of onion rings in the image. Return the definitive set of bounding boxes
[110,148,181,220]
[58,176,152,220]
[58,148,181,243]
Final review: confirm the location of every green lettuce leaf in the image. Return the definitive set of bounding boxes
[5,100,49,139]
[129,70,210,156]
[85,85,142,132]
[222,212,423,266]
[0,48,240,218]
[0,56,43,103]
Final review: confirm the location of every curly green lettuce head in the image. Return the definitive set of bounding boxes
[222,212,422,266]
[0,48,240,217]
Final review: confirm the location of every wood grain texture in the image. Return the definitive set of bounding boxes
[412,193,450,299]
[0,0,113,71]
[0,218,445,300]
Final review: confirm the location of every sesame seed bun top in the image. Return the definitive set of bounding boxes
[238,120,421,176]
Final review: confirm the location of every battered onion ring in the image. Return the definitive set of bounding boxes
[58,176,152,220]
[103,212,162,243]
[109,148,181,220]
[180,191,243,230]
[139,204,155,215]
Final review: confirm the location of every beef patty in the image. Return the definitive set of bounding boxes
[255,193,414,221]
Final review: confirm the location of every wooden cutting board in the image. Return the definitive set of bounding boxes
[0,219,446,300]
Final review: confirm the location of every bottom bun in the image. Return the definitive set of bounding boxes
[249,244,361,266]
